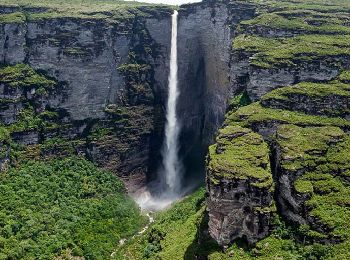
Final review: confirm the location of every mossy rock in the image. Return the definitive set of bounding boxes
[208,125,273,189]
[0,64,56,90]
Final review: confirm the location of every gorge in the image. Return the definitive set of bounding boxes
[0,0,350,259]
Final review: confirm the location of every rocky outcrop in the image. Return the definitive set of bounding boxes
[207,75,350,248]
[206,125,274,247]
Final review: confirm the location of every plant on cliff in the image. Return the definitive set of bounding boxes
[0,157,146,259]
[0,64,56,90]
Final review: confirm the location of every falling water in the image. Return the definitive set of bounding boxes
[135,11,182,211]
[162,10,181,194]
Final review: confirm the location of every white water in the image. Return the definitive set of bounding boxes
[135,11,182,211]
[162,10,181,195]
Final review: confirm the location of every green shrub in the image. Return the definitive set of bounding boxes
[0,157,146,259]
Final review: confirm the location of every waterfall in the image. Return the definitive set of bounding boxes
[162,10,181,194]
[135,11,182,210]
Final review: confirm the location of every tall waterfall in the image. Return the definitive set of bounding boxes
[162,10,181,194]
[135,11,182,210]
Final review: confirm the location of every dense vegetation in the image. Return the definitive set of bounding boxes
[117,187,350,259]
[116,188,207,260]
[0,157,146,259]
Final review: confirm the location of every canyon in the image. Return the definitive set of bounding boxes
[1,0,350,259]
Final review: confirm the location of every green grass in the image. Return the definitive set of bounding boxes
[233,0,350,69]
[0,64,56,90]
[208,125,273,188]
[0,157,146,259]
[0,12,26,23]
[233,34,350,68]
[240,11,350,34]
[0,0,173,21]
[245,0,350,13]
[261,82,350,102]
[116,187,350,260]
[115,188,206,260]
[339,70,350,83]
[226,102,350,129]
[276,124,344,171]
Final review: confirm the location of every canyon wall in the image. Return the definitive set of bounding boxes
[0,6,172,192]
[177,0,256,183]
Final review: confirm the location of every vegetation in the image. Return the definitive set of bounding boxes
[276,124,344,171]
[227,91,252,112]
[339,70,350,83]
[262,82,350,102]
[116,188,206,260]
[0,0,173,22]
[233,0,350,69]
[208,125,273,188]
[233,34,350,68]
[116,187,350,259]
[240,11,350,34]
[0,64,56,90]
[275,124,350,249]
[226,102,350,129]
[0,157,146,259]
[0,12,26,23]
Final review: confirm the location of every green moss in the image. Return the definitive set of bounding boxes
[295,180,314,194]
[0,0,173,21]
[262,81,350,102]
[228,91,252,111]
[87,125,114,140]
[226,102,350,129]
[246,0,350,13]
[0,64,56,90]
[276,124,344,171]
[241,11,350,34]
[0,12,26,23]
[275,123,350,241]
[0,127,10,143]
[339,70,350,83]
[118,63,151,74]
[208,125,273,189]
[5,106,58,133]
[233,33,350,68]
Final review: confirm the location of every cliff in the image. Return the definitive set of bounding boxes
[204,0,350,254]
[1,0,350,258]
[0,1,173,192]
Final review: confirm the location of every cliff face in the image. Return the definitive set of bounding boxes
[203,0,350,250]
[2,0,350,255]
[0,5,172,192]
[177,0,256,182]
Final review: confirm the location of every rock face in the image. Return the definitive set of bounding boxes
[207,74,350,247]
[206,125,274,247]
[0,6,172,192]
[1,0,350,252]
[177,0,257,181]
[202,0,350,249]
